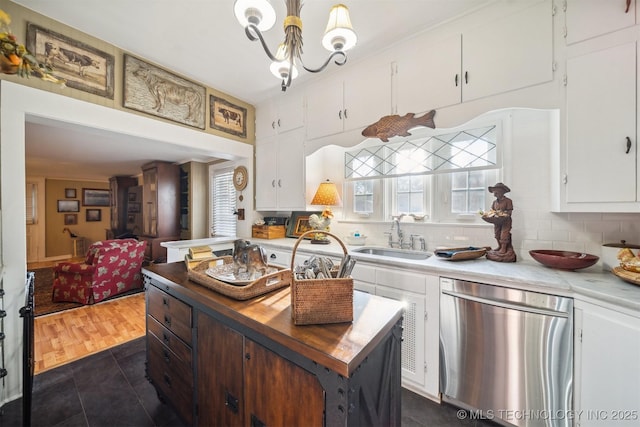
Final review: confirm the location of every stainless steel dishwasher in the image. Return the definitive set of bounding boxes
[439,277,573,427]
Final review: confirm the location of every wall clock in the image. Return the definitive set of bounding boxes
[233,165,248,193]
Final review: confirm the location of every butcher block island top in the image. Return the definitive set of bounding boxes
[142,261,404,377]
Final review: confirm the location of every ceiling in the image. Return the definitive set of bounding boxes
[14,0,490,181]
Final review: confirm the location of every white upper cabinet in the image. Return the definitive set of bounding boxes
[306,61,393,140]
[462,0,553,102]
[395,35,462,114]
[255,129,306,211]
[565,41,637,205]
[255,90,304,139]
[566,0,636,45]
[395,0,553,113]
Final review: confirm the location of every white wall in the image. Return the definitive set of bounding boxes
[0,81,253,404]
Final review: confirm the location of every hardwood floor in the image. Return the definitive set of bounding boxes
[34,292,146,373]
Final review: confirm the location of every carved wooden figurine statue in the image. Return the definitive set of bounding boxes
[480,183,516,263]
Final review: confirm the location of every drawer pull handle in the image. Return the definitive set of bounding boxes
[163,333,170,345]
[163,349,171,364]
[225,390,239,414]
[250,414,266,427]
[163,373,172,388]
[164,315,171,327]
[162,297,169,307]
[626,136,632,154]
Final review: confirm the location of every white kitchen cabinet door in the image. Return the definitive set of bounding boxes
[423,274,440,398]
[306,62,392,140]
[566,0,636,45]
[305,74,345,140]
[374,286,426,390]
[255,138,278,210]
[566,41,637,204]
[462,0,553,102]
[342,61,393,132]
[395,35,462,114]
[255,129,305,211]
[275,130,306,210]
[255,91,305,139]
[574,302,640,427]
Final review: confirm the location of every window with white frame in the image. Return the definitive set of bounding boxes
[25,182,37,225]
[343,120,502,222]
[210,166,237,237]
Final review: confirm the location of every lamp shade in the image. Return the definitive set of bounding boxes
[269,44,299,80]
[234,0,276,31]
[322,4,357,52]
[311,180,342,206]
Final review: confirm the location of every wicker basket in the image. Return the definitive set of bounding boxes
[187,256,291,300]
[290,231,353,325]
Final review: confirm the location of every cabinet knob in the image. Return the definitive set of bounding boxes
[338,110,342,120]
[626,136,632,154]
[277,179,282,188]
[271,179,276,188]
[344,109,348,119]
[271,121,276,129]
[270,253,276,259]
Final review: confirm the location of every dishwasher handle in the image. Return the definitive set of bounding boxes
[441,289,570,318]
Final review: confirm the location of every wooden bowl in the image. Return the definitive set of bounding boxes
[529,250,599,270]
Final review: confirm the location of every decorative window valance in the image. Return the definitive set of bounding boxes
[345,125,498,179]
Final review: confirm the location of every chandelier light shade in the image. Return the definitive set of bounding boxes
[322,4,357,52]
[234,0,357,91]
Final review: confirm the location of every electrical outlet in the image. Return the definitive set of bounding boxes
[237,208,245,220]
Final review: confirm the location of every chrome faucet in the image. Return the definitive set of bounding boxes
[387,215,406,248]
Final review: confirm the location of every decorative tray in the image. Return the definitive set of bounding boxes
[187,256,291,300]
[434,246,489,261]
[612,266,640,287]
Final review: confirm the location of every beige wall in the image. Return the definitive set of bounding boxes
[0,1,255,145]
[45,179,110,257]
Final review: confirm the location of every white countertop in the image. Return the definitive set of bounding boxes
[249,237,640,315]
[160,237,237,249]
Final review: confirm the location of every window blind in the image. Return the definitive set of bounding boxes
[25,182,37,225]
[211,168,237,237]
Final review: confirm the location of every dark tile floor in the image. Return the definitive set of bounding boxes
[0,337,494,426]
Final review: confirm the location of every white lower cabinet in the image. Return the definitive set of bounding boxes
[352,262,440,400]
[574,301,640,427]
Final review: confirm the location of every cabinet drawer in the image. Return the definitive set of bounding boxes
[147,285,192,344]
[148,332,193,386]
[147,337,193,424]
[147,315,192,364]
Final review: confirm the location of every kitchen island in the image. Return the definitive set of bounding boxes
[142,261,404,426]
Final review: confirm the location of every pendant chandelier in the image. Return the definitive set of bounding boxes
[234,0,357,91]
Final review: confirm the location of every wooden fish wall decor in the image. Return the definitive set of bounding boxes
[361,110,436,142]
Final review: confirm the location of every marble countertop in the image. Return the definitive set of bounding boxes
[250,237,640,315]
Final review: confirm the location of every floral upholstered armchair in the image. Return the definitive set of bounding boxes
[52,239,147,304]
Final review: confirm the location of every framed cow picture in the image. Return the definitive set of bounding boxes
[124,55,206,129]
[210,95,247,138]
[26,23,115,99]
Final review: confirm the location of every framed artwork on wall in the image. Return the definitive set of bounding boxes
[65,188,76,198]
[210,95,247,138]
[57,200,80,212]
[82,188,110,206]
[86,209,101,222]
[286,211,321,238]
[26,23,115,99]
[123,54,206,129]
[64,213,77,225]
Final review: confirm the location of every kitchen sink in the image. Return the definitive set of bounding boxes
[351,246,431,260]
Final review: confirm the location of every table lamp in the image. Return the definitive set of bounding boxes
[309,180,342,244]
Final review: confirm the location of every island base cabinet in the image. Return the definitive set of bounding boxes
[244,339,324,427]
[197,312,244,427]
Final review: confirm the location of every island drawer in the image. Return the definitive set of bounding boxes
[147,315,192,363]
[147,285,192,344]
